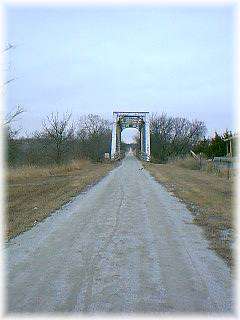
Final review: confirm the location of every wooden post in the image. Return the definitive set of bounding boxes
[227,160,230,180]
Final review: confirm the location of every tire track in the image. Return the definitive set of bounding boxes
[82,173,125,312]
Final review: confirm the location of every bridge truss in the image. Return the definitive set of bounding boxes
[111,111,150,161]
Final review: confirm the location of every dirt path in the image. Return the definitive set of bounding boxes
[6,154,233,313]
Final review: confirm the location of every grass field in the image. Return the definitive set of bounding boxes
[143,161,235,266]
[6,160,115,239]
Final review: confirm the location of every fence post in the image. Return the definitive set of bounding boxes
[227,160,230,180]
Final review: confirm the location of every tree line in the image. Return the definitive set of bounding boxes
[5,107,234,167]
[6,110,112,166]
[192,130,235,159]
[149,113,207,162]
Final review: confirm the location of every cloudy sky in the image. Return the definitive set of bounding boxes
[5,4,235,142]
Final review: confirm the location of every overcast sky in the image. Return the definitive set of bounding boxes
[5,4,235,142]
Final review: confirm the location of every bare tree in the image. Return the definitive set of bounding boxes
[5,105,24,126]
[5,106,25,165]
[41,112,74,164]
[3,43,17,52]
[5,105,25,140]
[76,114,111,161]
[78,114,110,137]
[3,43,17,86]
[150,113,206,162]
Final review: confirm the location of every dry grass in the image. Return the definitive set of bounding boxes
[6,159,115,239]
[169,157,202,170]
[172,156,234,179]
[143,162,235,266]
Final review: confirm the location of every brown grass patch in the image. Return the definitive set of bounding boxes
[6,160,115,239]
[143,162,234,266]
[172,156,234,179]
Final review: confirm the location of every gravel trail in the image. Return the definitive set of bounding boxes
[6,154,233,313]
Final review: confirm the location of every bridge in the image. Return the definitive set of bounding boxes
[110,111,150,161]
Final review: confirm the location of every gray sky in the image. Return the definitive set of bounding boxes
[5,4,235,142]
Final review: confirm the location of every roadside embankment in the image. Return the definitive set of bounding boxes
[143,161,234,266]
[6,160,115,239]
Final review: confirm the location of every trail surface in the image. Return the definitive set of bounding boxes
[6,153,232,313]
